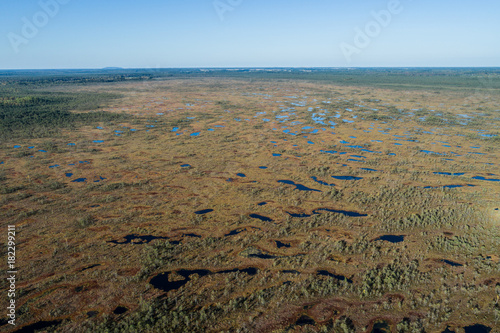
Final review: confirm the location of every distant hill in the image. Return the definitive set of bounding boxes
[102,67,123,70]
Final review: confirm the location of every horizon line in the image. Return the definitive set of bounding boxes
[1,66,500,71]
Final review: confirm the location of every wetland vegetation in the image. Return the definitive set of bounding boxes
[0,68,499,332]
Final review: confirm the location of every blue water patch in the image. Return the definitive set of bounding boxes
[236,173,246,177]
[272,153,282,157]
[441,259,463,267]
[214,125,225,128]
[349,136,356,139]
[72,178,87,183]
[361,168,378,172]
[331,176,363,180]
[79,161,90,164]
[249,214,273,222]
[420,150,445,155]
[257,202,267,206]
[424,184,475,189]
[208,128,214,131]
[190,132,200,137]
[172,127,179,132]
[388,153,396,156]
[194,209,213,215]
[307,141,314,144]
[65,173,73,177]
[345,145,364,149]
[14,145,21,148]
[259,166,268,169]
[394,143,403,146]
[67,143,76,146]
[278,180,321,192]
[340,140,350,144]
[347,159,364,162]
[320,150,337,154]
[350,155,366,159]
[49,165,60,168]
[94,176,106,183]
[434,172,465,176]
[310,176,335,186]
[312,208,367,217]
[28,146,34,149]
[375,235,404,243]
[472,176,500,182]
[93,140,104,143]
[181,164,191,168]
[96,126,104,129]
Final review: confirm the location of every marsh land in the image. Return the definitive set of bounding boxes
[0,68,499,332]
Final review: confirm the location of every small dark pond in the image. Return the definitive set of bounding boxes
[371,320,391,333]
[224,227,260,236]
[464,324,492,333]
[87,311,98,318]
[441,259,463,267]
[249,214,273,222]
[375,235,405,243]
[113,306,128,315]
[278,180,321,192]
[236,173,246,177]
[312,208,367,217]
[434,172,465,176]
[295,315,316,326]
[194,209,213,215]
[183,233,201,238]
[13,320,62,333]
[424,184,475,189]
[317,270,352,283]
[275,241,291,248]
[150,267,258,292]
[108,234,170,245]
[331,176,363,180]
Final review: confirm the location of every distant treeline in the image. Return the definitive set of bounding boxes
[2,67,500,91]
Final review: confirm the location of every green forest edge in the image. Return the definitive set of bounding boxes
[0,77,127,141]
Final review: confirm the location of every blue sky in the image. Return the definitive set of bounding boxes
[1,0,499,69]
